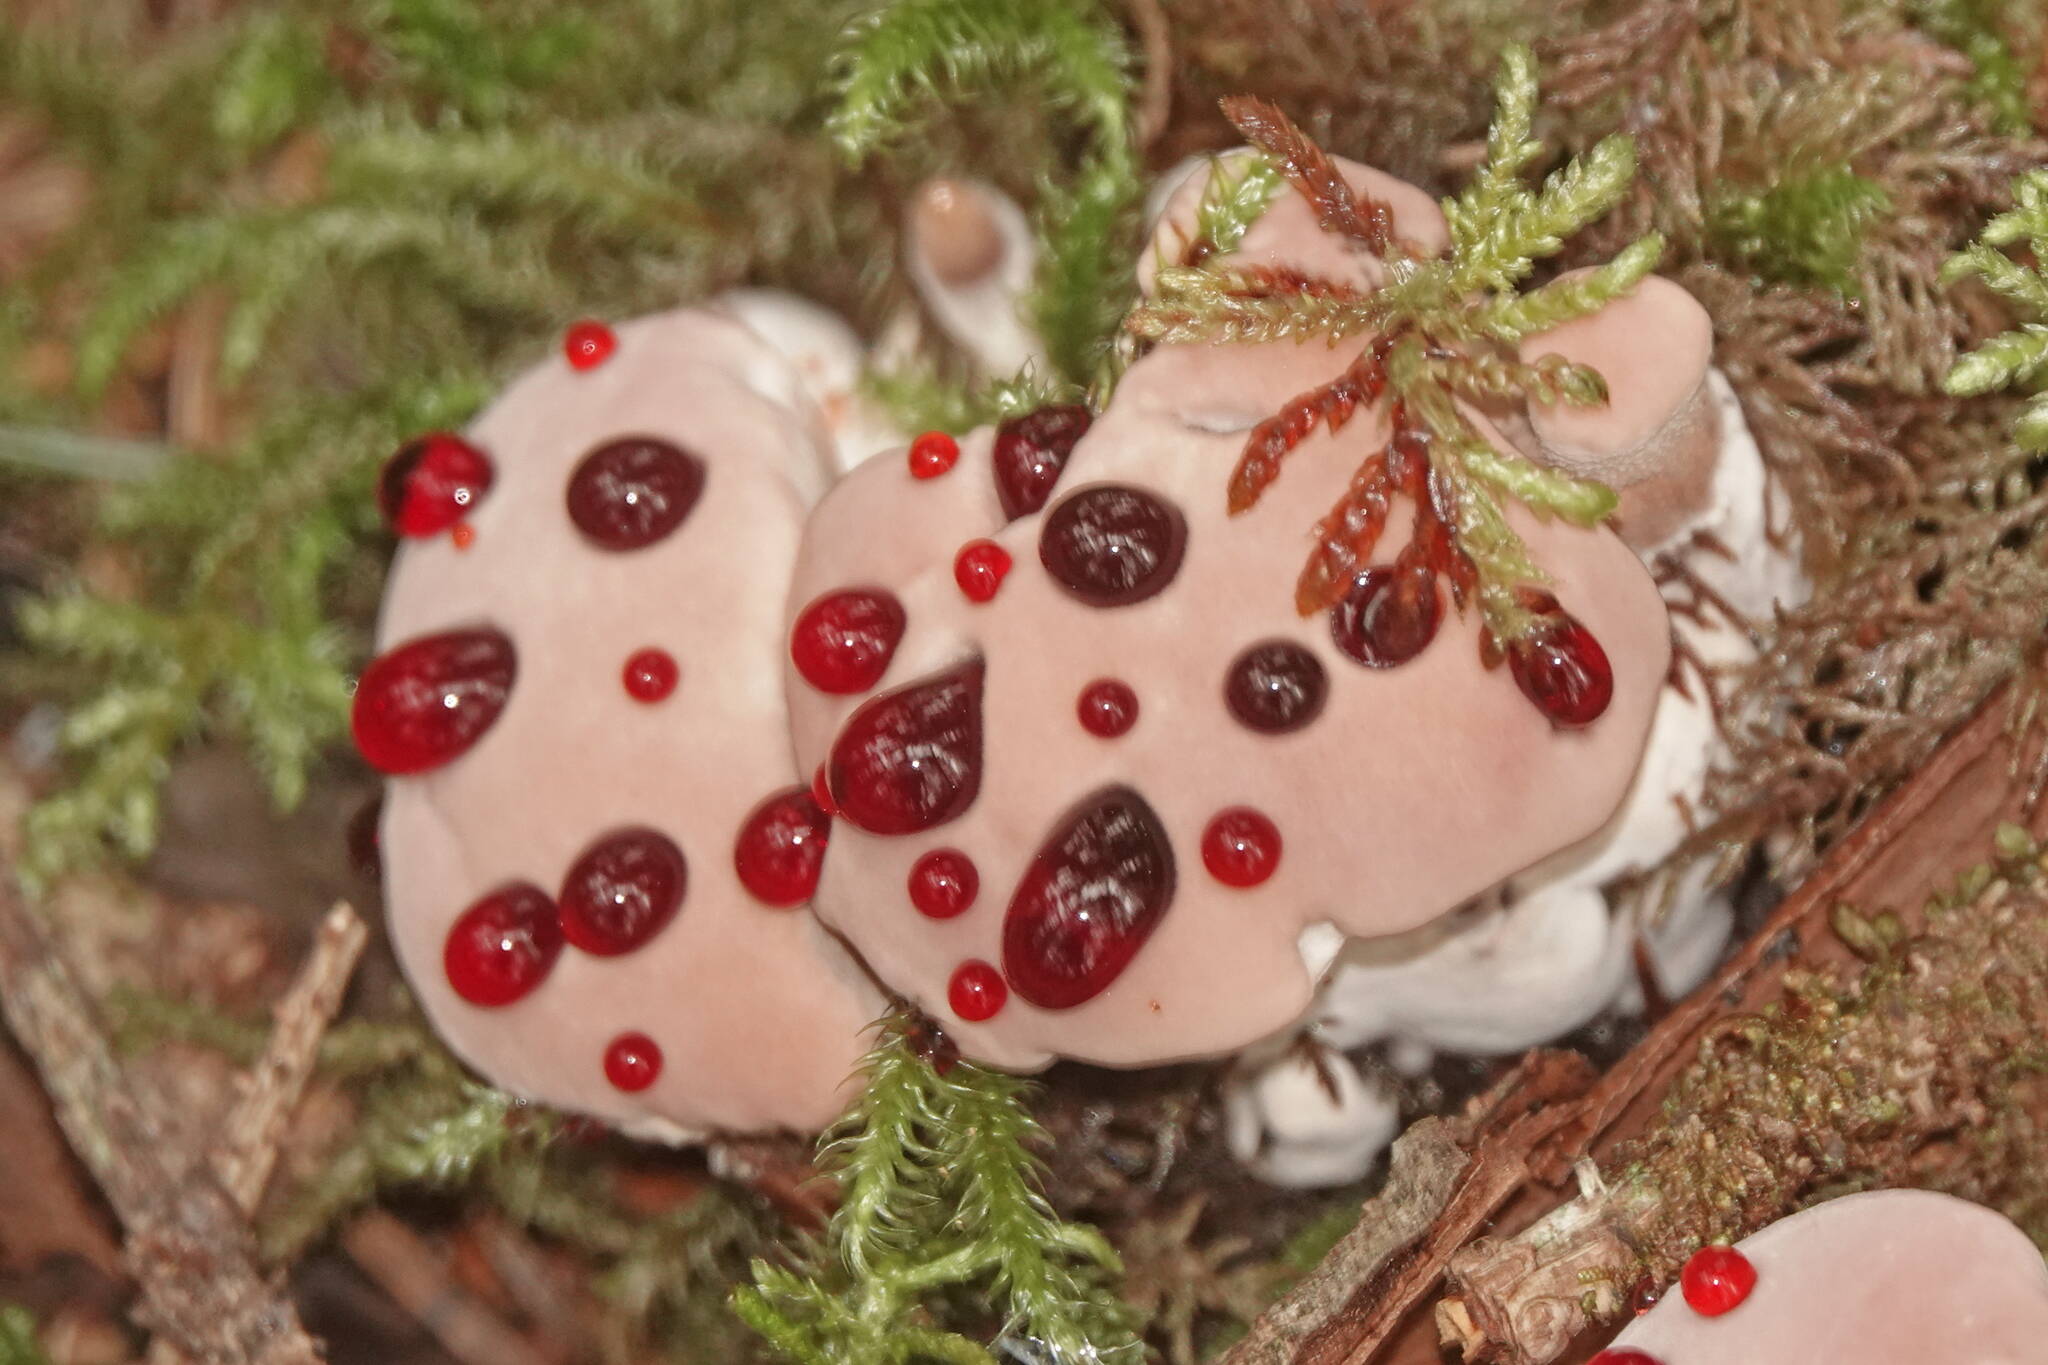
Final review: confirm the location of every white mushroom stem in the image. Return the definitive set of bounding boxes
[903,177,1045,377]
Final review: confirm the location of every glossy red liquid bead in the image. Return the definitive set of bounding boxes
[352,627,516,775]
[734,787,831,907]
[1225,641,1327,734]
[564,320,616,370]
[603,1032,662,1091]
[1002,786,1176,1009]
[378,432,494,537]
[811,764,836,816]
[1039,484,1187,607]
[790,588,907,694]
[954,540,1012,602]
[566,437,705,550]
[909,848,978,918]
[1679,1244,1756,1317]
[622,647,678,702]
[828,659,985,835]
[948,960,1008,1022]
[443,883,564,1006]
[992,404,1092,519]
[907,430,960,479]
[1586,1352,1662,1365]
[1331,561,1441,668]
[558,827,688,955]
[1508,612,1614,728]
[1202,807,1282,887]
[1077,678,1139,737]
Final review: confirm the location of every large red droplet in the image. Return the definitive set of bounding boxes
[1586,1353,1662,1365]
[558,827,687,955]
[443,883,564,1006]
[1202,807,1282,887]
[909,848,978,918]
[1076,679,1139,738]
[352,627,516,775]
[1039,484,1187,607]
[1679,1244,1756,1317]
[1001,787,1175,1009]
[908,430,960,479]
[377,433,494,538]
[564,320,617,370]
[948,960,1008,1022]
[734,787,831,907]
[954,539,1012,603]
[829,659,985,835]
[993,404,1092,520]
[1224,641,1328,734]
[1508,612,1614,728]
[604,1032,662,1090]
[790,588,907,694]
[1330,560,1441,668]
[565,437,705,550]
[622,647,679,702]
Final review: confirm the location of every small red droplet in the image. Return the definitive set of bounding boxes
[604,1032,662,1091]
[1330,561,1441,669]
[622,647,679,702]
[352,627,516,775]
[1077,679,1139,737]
[1586,1352,1662,1365]
[450,522,477,550]
[565,320,616,370]
[734,787,831,907]
[954,540,1012,603]
[443,883,564,1006]
[1679,1244,1756,1317]
[908,430,961,479]
[811,764,838,817]
[948,960,1007,1021]
[377,432,495,538]
[1202,807,1282,887]
[1508,612,1614,728]
[558,828,688,955]
[909,848,978,918]
[791,588,907,694]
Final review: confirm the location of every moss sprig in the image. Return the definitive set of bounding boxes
[1943,168,2048,448]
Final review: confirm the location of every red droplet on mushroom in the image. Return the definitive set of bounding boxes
[909,848,978,918]
[1508,612,1614,728]
[954,539,1012,602]
[734,787,831,908]
[1039,484,1188,607]
[992,404,1092,519]
[1586,1353,1662,1365]
[1001,786,1176,1009]
[557,827,688,955]
[1202,807,1282,887]
[450,521,477,550]
[443,882,564,1006]
[828,659,985,835]
[622,647,679,702]
[1679,1244,1756,1317]
[1330,557,1441,669]
[907,430,961,479]
[565,437,706,550]
[564,320,616,370]
[377,432,494,538]
[790,588,907,694]
[346,794,382,879]
[603,1031,662,1090]
[1224,641,1328,734]
[1076,678,1139,738]
[948,960,1008,1022]
[352,627,516,775]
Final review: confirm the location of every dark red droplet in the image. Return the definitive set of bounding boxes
[992,404,1092,520]
[566,437,706,550]
[1077,679,1139,738]
[604,1032,662,1090]
[1202,807,1282,887]
[908,430,960,479]
[1001,787,1175,1009]
[1679,1244,1756,1317]
[909,848,978,918]
[622,647,678,702]
[954,540,1012,603]
[790,588,907,694]
[829,659,985,835]
[377,433,494,538]
[565,320,617,370]
[734,787,831,907]
[352,627,516,775]
[1330,561,1441,668]
[1225,641,1328,734]
[1586,1352,1662,1365]
[948,960,1008,1022]
[346,794,383,879]
[443,883,564,1006]
[1508,612,1614,728]
[558,827,687,955]
[1039,484,1187,607]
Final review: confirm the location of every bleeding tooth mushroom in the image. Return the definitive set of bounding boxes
[1601,1190,2048,1363]
[369,308,880,1139]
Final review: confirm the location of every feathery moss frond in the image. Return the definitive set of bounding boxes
[1945,170,2048,450]
[1706,164,1891,295]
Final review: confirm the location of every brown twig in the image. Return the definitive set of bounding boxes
[340,1211,553,1365]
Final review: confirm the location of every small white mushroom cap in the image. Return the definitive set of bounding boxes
[903,177,1045,377]
[1223,1046,1400,1189]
